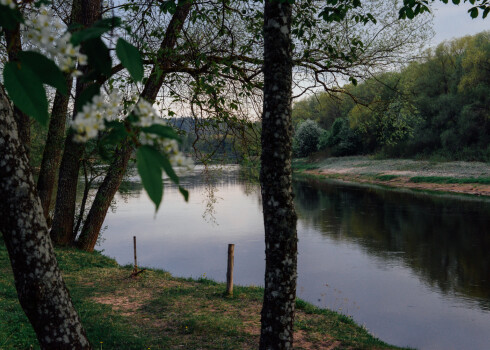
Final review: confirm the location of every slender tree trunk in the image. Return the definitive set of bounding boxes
[50,134,85,245]
[77,142,132,251]
[4,24,30,149]
[50,0,103,245]
[73,158,90,240]
[37,75,73,222]
[0,88,91,349]
[77,1,192,251]
[259,2,297,350]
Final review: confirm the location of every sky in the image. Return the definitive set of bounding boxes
[431,1,489,46]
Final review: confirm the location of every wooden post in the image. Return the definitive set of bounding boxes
[226,243,235,296]
[133,236,137,274]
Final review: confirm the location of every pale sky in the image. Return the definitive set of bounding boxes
[431,1,489,46]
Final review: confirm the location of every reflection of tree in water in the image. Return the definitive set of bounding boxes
[293,178,490,309]
[200,166,222,225]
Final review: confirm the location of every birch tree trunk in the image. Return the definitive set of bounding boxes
[0,88,91,349]
[259,1,297,349]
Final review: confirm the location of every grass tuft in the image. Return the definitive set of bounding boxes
[0,241,406,349]
[409,176,490,184]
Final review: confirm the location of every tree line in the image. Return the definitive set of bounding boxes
[293,31,490,161]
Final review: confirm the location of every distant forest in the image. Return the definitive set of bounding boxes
[292,31,490,161]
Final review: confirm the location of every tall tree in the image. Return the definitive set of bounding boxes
[259,1,297,349]
[50,0,103,245]
[76,0,193,251]
[258,0,488,349]
[0,87,91,349]
[3,13,30,149]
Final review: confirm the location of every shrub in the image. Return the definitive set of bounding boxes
[293,119,323,157]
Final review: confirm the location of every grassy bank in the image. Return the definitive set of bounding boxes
[293,157,490,197]
[0,240,406,350]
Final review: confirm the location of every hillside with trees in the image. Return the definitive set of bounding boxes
[292,31,490,161]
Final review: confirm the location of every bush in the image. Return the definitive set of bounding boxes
[293,119,323,157]
[319,118,362,156]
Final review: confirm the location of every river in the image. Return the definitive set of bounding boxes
[98,165,490,350]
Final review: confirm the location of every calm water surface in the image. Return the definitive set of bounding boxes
[100,165,490,350]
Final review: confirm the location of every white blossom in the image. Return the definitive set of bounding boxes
[71,90,124,143]
[23,5,87,76]
[133,99,194,170]
[0,0,16,9]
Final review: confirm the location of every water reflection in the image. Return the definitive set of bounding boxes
[293,178,490,310]
[100,166,490,349]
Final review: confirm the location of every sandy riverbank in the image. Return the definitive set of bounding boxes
[294,157,490,197]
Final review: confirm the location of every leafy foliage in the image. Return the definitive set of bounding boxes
[0,5,184,211]
[294,32,490,161]
[293,119,324,157]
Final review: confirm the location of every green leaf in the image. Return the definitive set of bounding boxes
[82,37,112,76]
[98,124,128,160]
[141,124,181,141]
[3,62,49,126]
[406,7,414,19]
[137,146,164,210]
[101,122,128,145]
[0,5,23,30]
[19,51,68,95]
[179,186,189,202]
[75,84,100,112]
[116,38,144,82]
[469,7,478,18]
[159,1,177,14]
[71,27,108,46]
[483,8,489,18]
[158,154,180,184]
[70,17,121,46]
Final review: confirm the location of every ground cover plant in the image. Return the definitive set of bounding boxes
[0,239,408,350]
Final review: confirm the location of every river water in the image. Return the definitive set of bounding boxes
[99,165,490,350]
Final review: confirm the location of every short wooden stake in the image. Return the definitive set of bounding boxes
[226,244,235,296]
[133,236,138,274]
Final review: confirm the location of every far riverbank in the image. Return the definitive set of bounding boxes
[293,156,490,197]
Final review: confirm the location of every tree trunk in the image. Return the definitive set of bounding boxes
[259,2,297,350]
[50,134,85,245]
[77,1,192,251]
[4,23,30,150]
[37,75,73,222]
[50,0,103,245]
[77,142,132,251]
[0,88,91,350]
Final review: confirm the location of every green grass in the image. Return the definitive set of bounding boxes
[409,176,490,184]
[0,240,407,349]
[292,158,321,171]
[374,174,400,181]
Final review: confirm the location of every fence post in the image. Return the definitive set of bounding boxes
[133,236,138,274]
[226,244,235,296]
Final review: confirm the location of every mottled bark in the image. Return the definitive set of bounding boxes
[50,0,103,245]
[77,1,192,251]
[37,75,73,222]
[259,2,297,350]
[4,23,30,149]
[0,88,91,349]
